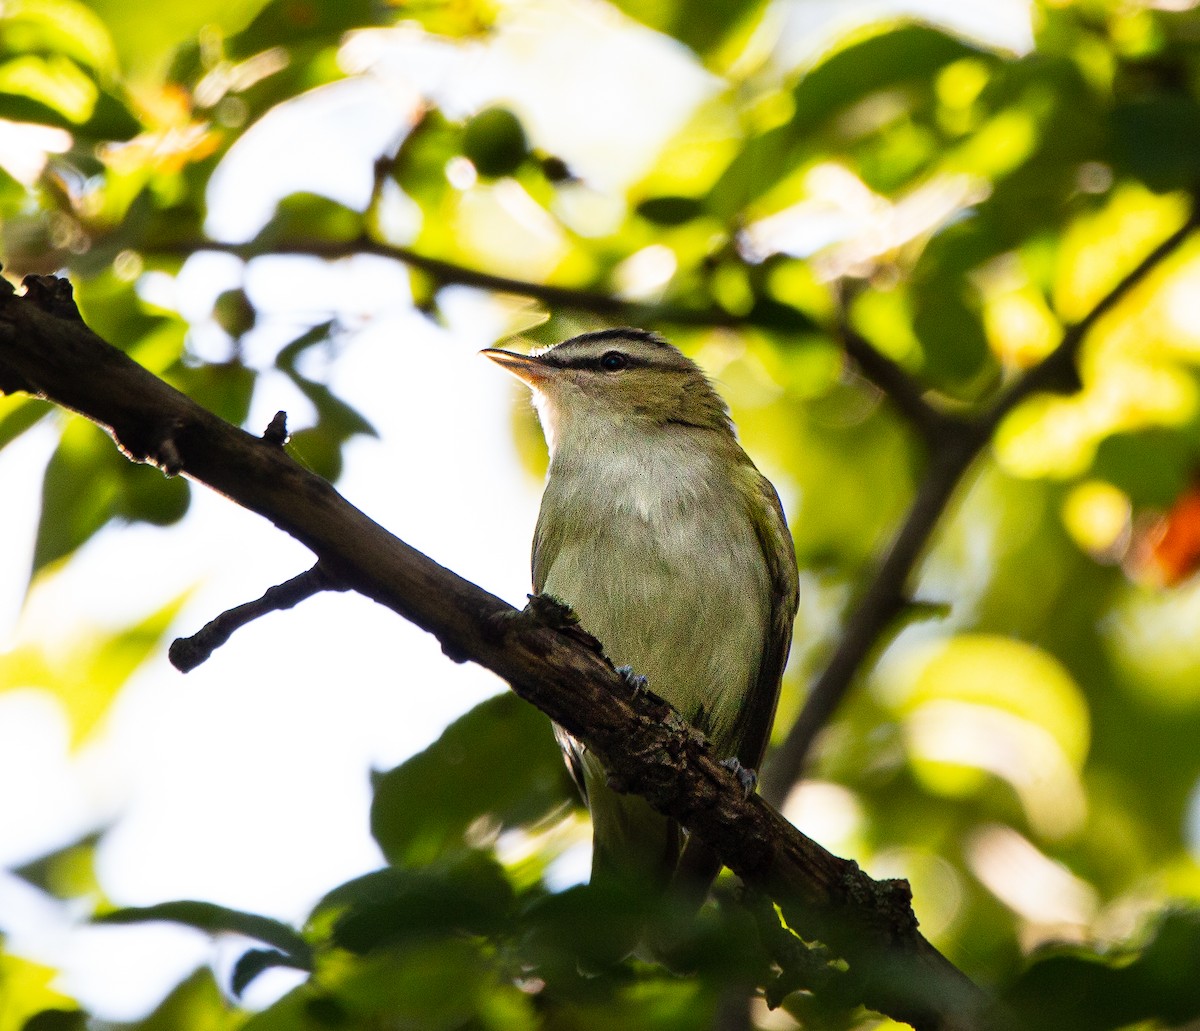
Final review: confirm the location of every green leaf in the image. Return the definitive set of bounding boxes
[0,395,51,451]
[122,968,231,1031]
[119,462,190,528]
[1111,96,1200,193]
[0,54,97,123]
[283,426,342,482]
[609,0,768,62]
[33,419,122,574]
[910,279,992,389]
[370,692,571,866]
[254,193,363,249]
[1,0,119,77]
[392,0,499,37]
[238,989,347,1031]
[391,109,460,194]
[11,829,104,902]
[172,360,256,430]
[19,1009,88,1031]
[315,852,515,953]
[80,85,142,140]
[333,939,501,1031]
[0,593,187,748]
[225,0,385,61]
[83,0,273,76]
[0,91,80,130]
[0,161,26,217]
[1007,909,1200,1031]
[70,274,177,359]
[917,56,1104,278]
[283,374,376,442]
[230,949,307,998]
[708,22,989,217]
[273,323,376,482]
[635,195,706,226]
[109,190,208,257]
[792,24,986,138]
[95,901,312,965]
[274,321,335,369]
[521,883,649,980]
[32,417,191,575]
[1091,428,1196,507]
[0,951,77,1030]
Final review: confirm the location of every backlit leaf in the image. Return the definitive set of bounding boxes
[371,692,571,866]
[96,901,312,964]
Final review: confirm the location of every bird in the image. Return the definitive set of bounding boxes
[484,327,798,913]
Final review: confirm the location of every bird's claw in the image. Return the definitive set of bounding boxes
[520,593,603,652]
[720,757,758,799]
[525,592,580,629]
[616,665,649,696]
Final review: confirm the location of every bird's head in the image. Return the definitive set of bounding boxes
[483,328,732,455]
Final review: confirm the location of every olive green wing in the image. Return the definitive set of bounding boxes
[731,462,799,771]
[531,498,563,596]
[673,462,797,900]
[532,503,591,802]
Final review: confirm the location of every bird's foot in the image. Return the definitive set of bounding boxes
[525,591,580,629]
[719,757,758,799]
[518,593,603,652]
[615,665,649,696]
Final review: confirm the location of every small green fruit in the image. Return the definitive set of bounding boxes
[463,106,528,178]
[213,288,256,338]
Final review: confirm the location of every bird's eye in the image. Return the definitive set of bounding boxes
[599,351,628,372]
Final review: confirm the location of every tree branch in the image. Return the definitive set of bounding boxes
[168,561,345,672]
[153,236,941,435]
[762,206,1200,804]
[0,272,1002,1031]
[836,317,963,446]
[162,235,746,326]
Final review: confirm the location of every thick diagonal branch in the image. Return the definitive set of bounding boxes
[0,274,1000,1031]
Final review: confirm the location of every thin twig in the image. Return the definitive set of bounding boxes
[837,318,961,445]
[160,236,742,326]
[762,207,1200,805]
[830,277,956,446]
[169,563,343,672]
[152,236,939,434]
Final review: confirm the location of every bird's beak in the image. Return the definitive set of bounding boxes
[481,348,552,386]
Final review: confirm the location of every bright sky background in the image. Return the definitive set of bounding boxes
[0,0,1033,1017]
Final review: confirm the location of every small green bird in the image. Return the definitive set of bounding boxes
[485,328,798,903]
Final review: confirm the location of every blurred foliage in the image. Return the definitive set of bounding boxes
[370,692,573,867]
[5,0,1200,1028]
[0,592,185,746]
[0,946,78,1031]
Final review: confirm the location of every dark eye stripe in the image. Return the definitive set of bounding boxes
[540,348,654,371]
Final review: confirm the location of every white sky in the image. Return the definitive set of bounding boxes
[0,0,1033,1017]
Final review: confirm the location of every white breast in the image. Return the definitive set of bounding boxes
[593,435,708,526]
[538,424,771,750]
